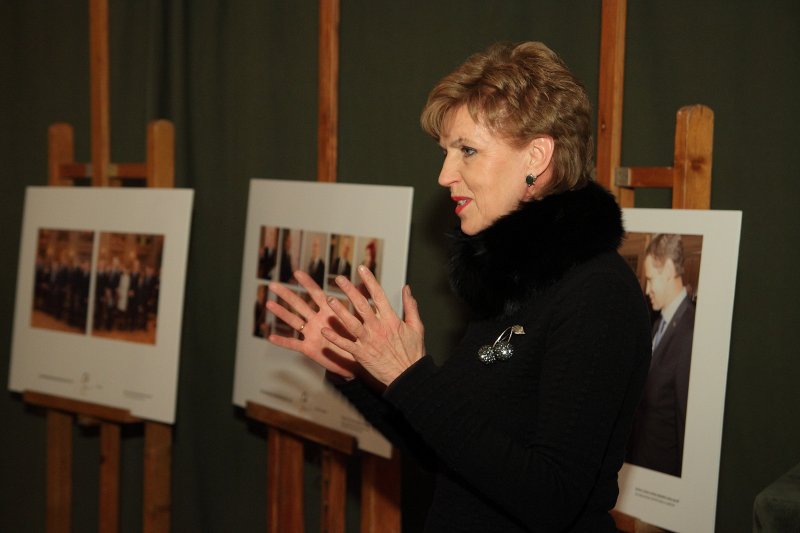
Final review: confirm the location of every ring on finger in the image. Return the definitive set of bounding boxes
[298,321,306,332]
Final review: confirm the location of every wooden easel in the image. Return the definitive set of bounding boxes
[596,0,713,211]
[596,1,713,531]
[244,0,402,532]
[23,1,175,532]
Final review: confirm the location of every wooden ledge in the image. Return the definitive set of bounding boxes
[23,390,140,424]
[246,401,356,455]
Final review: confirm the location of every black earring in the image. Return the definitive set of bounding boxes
[525,174,537,187]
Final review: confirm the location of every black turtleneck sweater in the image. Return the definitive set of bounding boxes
[333,182,651,532]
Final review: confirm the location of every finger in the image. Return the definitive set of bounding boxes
[267,332,304,352]
[266,300,306,332]
[355,265,397,320]
[402,284,425,334]
[320,326,361,356]
[293,270,328,309]
[335,275,383,328]
[326,295,367,338]
[268,281,314,319]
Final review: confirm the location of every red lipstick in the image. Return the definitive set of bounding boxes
[452,196,471,215]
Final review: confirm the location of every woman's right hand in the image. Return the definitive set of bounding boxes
[267,270,359,379]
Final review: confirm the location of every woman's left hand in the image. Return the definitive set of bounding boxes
[321,265,426,386]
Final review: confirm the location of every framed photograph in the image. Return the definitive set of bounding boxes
[615,208,742,533]
[9,187,194,423]
[233,179,414,458]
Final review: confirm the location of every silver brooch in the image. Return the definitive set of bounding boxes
[478,325,526,364]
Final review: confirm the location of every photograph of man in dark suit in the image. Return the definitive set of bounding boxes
[330,237,352,278]
[258,226,278,280]
[627,233,695,477]
[306,235,326,287]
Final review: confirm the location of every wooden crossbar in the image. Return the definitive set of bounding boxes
[49,120,174,188]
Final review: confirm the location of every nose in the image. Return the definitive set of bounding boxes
[437,153,460,188]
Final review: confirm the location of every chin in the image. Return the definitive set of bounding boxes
[460,224,480,236]
[460,218,492,235]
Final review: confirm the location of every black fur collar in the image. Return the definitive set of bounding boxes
[448,181,624,317]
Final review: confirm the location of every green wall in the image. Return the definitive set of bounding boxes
[1,1,798,531]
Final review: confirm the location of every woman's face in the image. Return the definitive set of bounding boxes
[437,106,533,235]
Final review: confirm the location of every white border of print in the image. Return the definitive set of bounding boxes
[233,179,414,458]
[9,187,194,423]
[616,208,742,533]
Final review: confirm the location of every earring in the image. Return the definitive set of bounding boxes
[525,174,537,187]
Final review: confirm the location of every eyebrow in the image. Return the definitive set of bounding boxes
[440,136,474,149]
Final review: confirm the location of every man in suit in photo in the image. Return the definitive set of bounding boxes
[306,236,326,287]
[627,233,695,477]
[258,226,278,280]
[331,239,352,278]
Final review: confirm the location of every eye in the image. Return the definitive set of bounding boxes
[461,146,477,157]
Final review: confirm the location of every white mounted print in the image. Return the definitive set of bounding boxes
[615,208,742,533]
[9,187,194,423]
[233,179,414,458]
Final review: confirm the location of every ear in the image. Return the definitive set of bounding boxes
[528,135,555,176]
[523,135,555,200]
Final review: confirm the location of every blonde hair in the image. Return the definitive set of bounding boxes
[420,42,593,195]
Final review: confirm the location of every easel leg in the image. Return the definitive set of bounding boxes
[360,452,401,533]
[99,422,120,533]
[267,430,305,533]
[143,421,172,533]
[321,448,347,533]
[47,409,72,533]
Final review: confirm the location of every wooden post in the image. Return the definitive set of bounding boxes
[46,410,73,533]
[672,105,714,209]
[143,422,172,533]
[267,431,305,533]
[147,120,175,189]
[321,449,347,533]
[89,0,110,187]
[360,452,401,533]
[596,0,629,204]
[317,0,340,183]
[48,124,75,186]
[99,422,120,533]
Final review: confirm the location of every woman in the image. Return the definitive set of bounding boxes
[268,41,651,532]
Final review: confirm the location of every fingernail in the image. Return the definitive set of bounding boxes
[335,275,346,285]
[327,296,335,304]
[358,264,367,274]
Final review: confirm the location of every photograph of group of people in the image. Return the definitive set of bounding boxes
[32,229,94,333]
[254,226,383,340]
[620,232,703,479]
[30,228,164,345]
